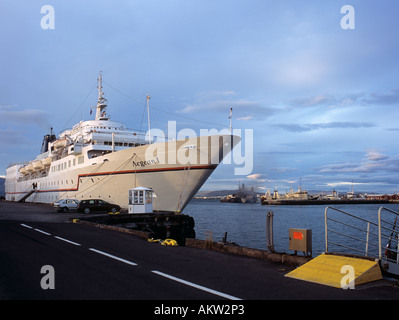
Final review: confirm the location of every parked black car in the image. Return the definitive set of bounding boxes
[77,199,121,214]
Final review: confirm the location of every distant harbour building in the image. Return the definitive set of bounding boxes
[365,194,399,201]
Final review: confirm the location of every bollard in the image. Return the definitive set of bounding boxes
[222,232,228,243]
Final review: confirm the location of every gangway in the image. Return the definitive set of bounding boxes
[18,189,37,203]
[286,206,399,287]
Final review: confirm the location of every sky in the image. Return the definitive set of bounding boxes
[1,0,399,194]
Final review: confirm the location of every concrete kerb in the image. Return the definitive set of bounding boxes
[72,218,311,268]
[185,238,311,268]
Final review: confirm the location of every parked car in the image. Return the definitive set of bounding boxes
[77,199,121,214]
[53,199,80,212]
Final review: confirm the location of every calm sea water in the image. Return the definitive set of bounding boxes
[184,199,399,256]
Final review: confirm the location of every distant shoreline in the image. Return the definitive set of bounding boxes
[260,199,397,205]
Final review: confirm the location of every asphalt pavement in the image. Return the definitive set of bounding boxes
[1,201,399,304]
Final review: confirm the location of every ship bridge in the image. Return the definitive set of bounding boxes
[55,71,147,156]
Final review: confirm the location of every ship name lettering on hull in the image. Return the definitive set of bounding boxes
[132,157,160,167]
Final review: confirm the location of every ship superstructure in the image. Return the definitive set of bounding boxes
[6,73,239,212]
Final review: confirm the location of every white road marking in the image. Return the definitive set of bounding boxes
[21,224,240,300]
[151,270,242,300]
[54,236,81,246]
[34,228,51,236]
[89,248,138,266]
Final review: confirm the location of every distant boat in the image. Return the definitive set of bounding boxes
[220,182,257,203]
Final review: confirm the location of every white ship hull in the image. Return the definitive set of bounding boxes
[6,73,240,212]
[6,135,237,212]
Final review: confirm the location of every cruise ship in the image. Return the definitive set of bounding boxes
[5,73,239,212]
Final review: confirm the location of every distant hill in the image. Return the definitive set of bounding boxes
[196,189,263,198]
[196,190,235,197]
[0,178,4,196]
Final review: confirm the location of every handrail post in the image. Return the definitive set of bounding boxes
[378,207,382,259]
[324,206,329,253]
[397,232,399,264]
[365,222,370,256]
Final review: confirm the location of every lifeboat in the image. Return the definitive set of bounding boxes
[41,157,52,167]
[25,163,34,172]
[19,166,27,175]
[53,139,68,149]
[33,160,44,170]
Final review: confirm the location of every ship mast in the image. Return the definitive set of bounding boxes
[147,94,151,144]
[95,71,108,120]
[229,107,232,133]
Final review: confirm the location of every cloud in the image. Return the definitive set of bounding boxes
[317,162,380,174]
[273,121,375,133]
[364,88,399,105]
[247,173,264,180]
[179,91,276,120]
[325,181,367,188]
[365,149,388,161]
[0,105,50,129]
[316,152,399,174]
[0,130,31,146]
[289,94,336,108]
[288,88,399,110]
[182,98,263,113]
[270,167,298,173]
[236,116,253,121]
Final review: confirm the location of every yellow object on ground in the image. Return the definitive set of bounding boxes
[162,239,178,246]
[148,238,178,246]
[285,253,382,288]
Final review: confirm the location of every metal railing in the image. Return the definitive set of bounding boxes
[324,206,380,257]
[325,206,399,276]
[378,207,399,275]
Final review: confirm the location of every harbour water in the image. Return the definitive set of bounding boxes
[184,199,399,256]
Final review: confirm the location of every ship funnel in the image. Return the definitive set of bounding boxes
[40,128,56,154]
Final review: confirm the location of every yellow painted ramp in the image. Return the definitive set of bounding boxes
[285,253,382,288]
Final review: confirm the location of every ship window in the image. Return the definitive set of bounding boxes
[68,160,71,167]
[78,156,84,164]
[73,159,76,166]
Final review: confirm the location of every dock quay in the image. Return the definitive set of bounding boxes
[75,212,196,246]
[2,201,399,301]
[261,199,392,205]
[72,211,310,268]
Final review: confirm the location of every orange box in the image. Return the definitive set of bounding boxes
[289,228,312,255]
